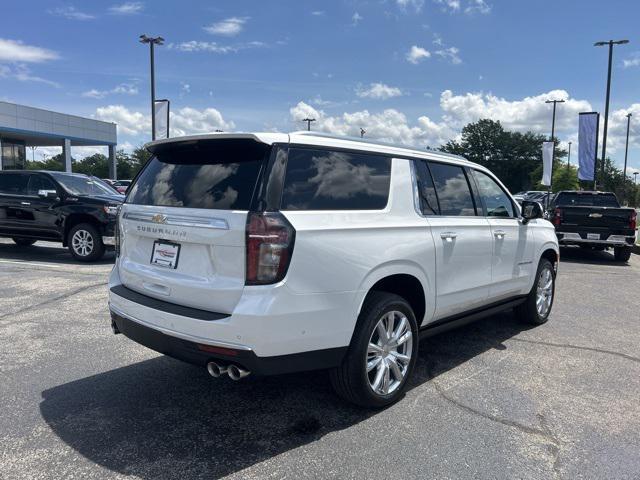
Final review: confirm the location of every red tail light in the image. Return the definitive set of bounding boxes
[552,207,563,227]
[245,211,295,285]
[630,209,637,231]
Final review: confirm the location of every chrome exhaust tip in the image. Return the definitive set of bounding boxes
[227,364,250,381]
[207,361,227,378]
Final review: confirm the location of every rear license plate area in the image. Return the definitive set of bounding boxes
[151,240,181,269]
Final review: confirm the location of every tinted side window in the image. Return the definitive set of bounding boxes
[27,175,57,196]
[281,148,391,210]
[427,162,476,216]
[414,160,439,215]
[0,173,29,195]
[473,170,515,217]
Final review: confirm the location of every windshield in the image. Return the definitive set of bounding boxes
[555,192,620,207]
[52,173,118,196]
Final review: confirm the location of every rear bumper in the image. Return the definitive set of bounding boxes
[556,231,636,247]
[110,307,347,376]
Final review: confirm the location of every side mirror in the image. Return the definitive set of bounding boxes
[521,200,543,224]
[38,189,59,200]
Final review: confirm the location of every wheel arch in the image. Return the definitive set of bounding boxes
[63,214,102,246]
[354,261,432,328]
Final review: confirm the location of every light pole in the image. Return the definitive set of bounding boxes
[567,141,572,169]
[302,118,316,131]
[545,99,564,205]
[140,34,165,141]
[594,39,629,181]
[623,113,632,181]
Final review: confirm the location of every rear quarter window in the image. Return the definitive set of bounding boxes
[127,139,270,210]
[280,148,391,210]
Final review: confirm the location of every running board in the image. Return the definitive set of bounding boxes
[419,296,526,339]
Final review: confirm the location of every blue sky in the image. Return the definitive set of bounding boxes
[1,0,639,174]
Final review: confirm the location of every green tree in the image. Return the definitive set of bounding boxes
[440,119,566,192]
[26,153,65,171]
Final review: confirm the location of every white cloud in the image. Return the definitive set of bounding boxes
[290,101,453,147]
[434,0,490,14]
[356,83,403,100]
[108,2,144,15]
[0,64,59,87]
[623,53,640,68]
[435,46,462,64]
[288,89,605,150]
[95,105,149,136]
[0,39,59,63]
[465,0,491,14]
[171,107,235,136]
[352,12,363,25]
[168,41,265,54]
[49,6,95,20]
[94,105,234,137]
[82,83,138,99]
[311,10,325,16]
[434,0,461,12]
[396,0,425,11]
[406,45,431,64]
[204,17,249,36]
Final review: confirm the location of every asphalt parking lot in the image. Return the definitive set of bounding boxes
[1,239,639,479]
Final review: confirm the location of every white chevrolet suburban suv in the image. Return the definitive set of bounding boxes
[109,132,559,407]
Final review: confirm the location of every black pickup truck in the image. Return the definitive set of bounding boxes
[0,170,123,261]
[549,190,637,262]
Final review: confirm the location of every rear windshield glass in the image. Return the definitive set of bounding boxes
[281,148,391,210]
[555,192,619,207]
[127,139,270,210]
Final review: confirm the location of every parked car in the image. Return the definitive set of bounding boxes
[513,190,546,205]
[549,190,637,261]
[108,132,559,407]
[112,180,132,194]
[0,170,124,261]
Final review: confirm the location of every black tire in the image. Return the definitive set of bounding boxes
[12,237,36,246]
[67,223,105,262]
[330,292,418,408]
[614,246,632,262]
[515,258,556,325]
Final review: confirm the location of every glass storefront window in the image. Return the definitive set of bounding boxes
[0,141,26,170]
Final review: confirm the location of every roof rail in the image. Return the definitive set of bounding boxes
[291,131,467,161]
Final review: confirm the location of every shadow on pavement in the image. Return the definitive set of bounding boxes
[559,245,631,266]
[0,241,115,266]
[40,310,530,479]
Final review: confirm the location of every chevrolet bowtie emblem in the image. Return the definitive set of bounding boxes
[151,214,168,224]
[589,213,603,218]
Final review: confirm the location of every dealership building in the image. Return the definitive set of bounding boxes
[0,101,118,178]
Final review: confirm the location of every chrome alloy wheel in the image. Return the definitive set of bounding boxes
[71,229,94,257]
[536,265,554,317]
[367,311,413,396]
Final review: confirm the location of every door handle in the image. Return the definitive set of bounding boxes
[493,230,506,238]
[20,202,31,206]
[440,231,457,242]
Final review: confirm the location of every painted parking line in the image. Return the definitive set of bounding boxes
[0,259,64,268]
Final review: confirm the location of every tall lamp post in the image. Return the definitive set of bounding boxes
[140,34,165,141]
[545,99,564,206]
[594,39,629,181]
[302,118,316,131]
[623,113,632,180]
[567,141,572,168]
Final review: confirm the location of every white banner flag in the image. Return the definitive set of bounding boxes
[578,112,599,181]
[154,99,170,139]
[541,141,554,186]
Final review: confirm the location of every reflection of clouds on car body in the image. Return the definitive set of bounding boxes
[434,174,475,216]
[186,164,239,209]
[151,164,183,207]
[309,152,388,200]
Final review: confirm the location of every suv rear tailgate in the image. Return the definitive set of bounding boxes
[116,137,273,313]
